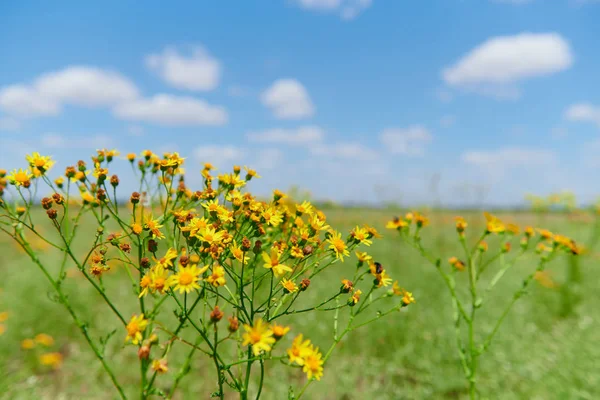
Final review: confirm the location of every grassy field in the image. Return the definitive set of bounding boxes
[1,209,598,399]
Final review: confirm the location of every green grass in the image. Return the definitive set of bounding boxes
[1,209,598,399]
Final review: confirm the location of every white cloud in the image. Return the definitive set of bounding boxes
[246,126,324,145]
[0,116,21,131]
[194,145,244,169]
[41,133,116,149]
[0,66,138,118]
[442,33,572,98]
[145,46,220,91]
[380,125,433,156]
[311,142,378,161]
[113,94,228,126]
[564,103,600,128]
[461,147,556,168]
[254,148,284,170]
[35,67,138,106]
[294,0,373,20]
[0,85,61,117]
[261,79,315,119]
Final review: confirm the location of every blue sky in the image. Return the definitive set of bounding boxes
[1,0,599,206]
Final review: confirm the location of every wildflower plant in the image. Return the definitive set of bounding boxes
[0,151,414,399]
[387,211,580,399]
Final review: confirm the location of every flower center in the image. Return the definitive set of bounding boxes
[179,272,193,285]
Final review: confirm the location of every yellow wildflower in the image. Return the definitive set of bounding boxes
[125,314,148,345]
[242,319,276,356]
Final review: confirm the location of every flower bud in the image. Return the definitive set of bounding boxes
[140,257,151,269]
[41,197,53,210]
[138,345,150,360]
[228,316,239,333]
[148,239,158,253]
[300,278,311,291]
[110,175,119,187]
[46,209,58,220]
[210,306,224,323]
[130,192,141,204]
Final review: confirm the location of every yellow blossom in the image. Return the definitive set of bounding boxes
[242,319,276,356]
[125,314,148,345]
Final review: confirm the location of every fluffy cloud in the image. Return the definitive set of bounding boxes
[311,142,378,161]
[379,125,433,155]
[442,33,572,98]
[246,126,324,145]
[113,94,228,126]
[294,0,373,20]
[41,133,116,149]
[461,147,556,168]
[564,103,600,128]
[145,46,220,91]
[261,79,315,120]
[0,66,138,118]
[193,145,282,171]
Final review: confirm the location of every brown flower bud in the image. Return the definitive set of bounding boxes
[46,209,58,220]
[41,197,53,210]
[253,240,262,255]
[210,306,224,323]
[52,193,64,205]
[96,188,106,202]
[303,245,313,256]
[148,239,158,253]
[110,175,119,187]
[130,192,141,204]
[241,237,252,252]
[178,255,189,267]
[140,257,151,269]
[300,278,311,291]
[138,345,150,360]
[65,166,76,178]
[228,316,239,333]
[119,243,131,253]
[77,160,87,171]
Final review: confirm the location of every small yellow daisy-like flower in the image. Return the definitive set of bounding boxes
[132,223,143,235]
[230,241,249,263]
[484,212,505,234]
[125,314,148,345]
[262,248,292,277]
[302,346,324,381]
[355,251,372,264]
[150,266,172,295]
[145,216,165,240]
[348,289,362,306]
[262,206,283,227]
[196,226,225,245]
[281,278,298,294]
[154,247,178,269]
[454,216,468,233]
[386,216,408,230]
[242,319,276,356]
[287,334,312,366]
[169,264,207,294]
[34,333,54,347]
[207,265,226,287]
[537,229,553,240]
[295,200,313,216]
[327,231,349,261]
[0,311,8,323]
[448,256,465,271]
[39,352,63,369]
[139,272,153,298]
[244,166,261,180]
[151,358,169,373]
[26,152,55,175]
[271,323,290,340]
[8,168,33,186]
[21,338,36,350]
[351,226,373,246]
[290,245,304,259]
[401,290,415,306]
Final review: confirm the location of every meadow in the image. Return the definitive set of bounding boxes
[1,206,598,400]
